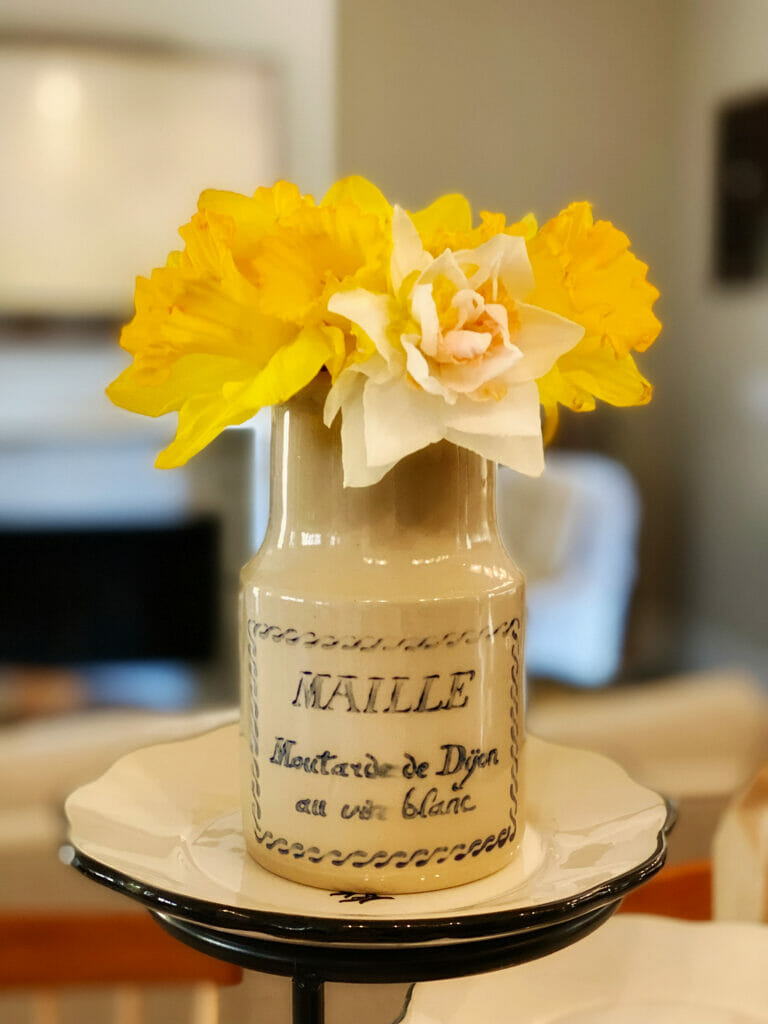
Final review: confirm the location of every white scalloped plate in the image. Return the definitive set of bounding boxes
[66,719,670,946]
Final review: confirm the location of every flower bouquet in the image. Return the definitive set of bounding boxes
[108,177,659,893]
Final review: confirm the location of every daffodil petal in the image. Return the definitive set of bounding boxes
[402,340,453,400]
[440,329,493,361]
[418,249,470,291]
[542,401,560,445]
[338,379,397,487]
[156,325,339,468]
[504,303,585,383]
[225,325,341,407]
[409,283,441,356]
[443,427,544,477]
[328,288,400,367]
[363,377,445,468]
[447,383,543,437]
[411,193,473,243]
[457,233,534,299]
[391,206,431,292]
[106,353,255,417]
[324,361,368,427]
[436,345,521,395]
[155,389,256,469]
[537,363,597,414]
[248,202,389,322]
[526,200,660,417]
[562,348,652,407]
[198,182,307,249]
[321,176,392,221]
[506,212,538,240]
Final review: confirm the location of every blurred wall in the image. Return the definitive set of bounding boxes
[0,0,336,195]
[338,0,673,264]
[669,0,768,674]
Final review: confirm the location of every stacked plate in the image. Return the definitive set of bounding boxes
[66,719,670,974]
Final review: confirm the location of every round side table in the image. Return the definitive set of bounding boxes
[151,899,620,1024]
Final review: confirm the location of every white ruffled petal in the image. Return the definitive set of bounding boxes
[447,382,542,436]
[402,340,453,400]
[418,249,468,290]
[456,234,534,300]
[504,303,584,383]
[391,206,430,293]
[323,353,392,427]
[339,382,397,487]
[451,289,484,329]
[439,328,493,362]
[481,302,510,346]
[324,366,358,427]
[444,427,544,477]
[410,283,440,357]
[327,289,399,366]
[436,346,522,395]
[363,376,445,468]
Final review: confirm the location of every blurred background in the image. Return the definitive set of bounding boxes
[0,1,766,1022]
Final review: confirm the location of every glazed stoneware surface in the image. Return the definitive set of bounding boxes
[239,384,527,893]
[402,915,768,1023]
[66,721,669,944]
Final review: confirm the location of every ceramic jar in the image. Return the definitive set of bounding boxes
[239,379,526,893]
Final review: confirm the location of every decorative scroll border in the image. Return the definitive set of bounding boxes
[247,619,519,652]
[246,617,521,871]
[508,618,521,826]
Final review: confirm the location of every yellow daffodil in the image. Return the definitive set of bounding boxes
[107,182,389,467]
[526,202,661,437]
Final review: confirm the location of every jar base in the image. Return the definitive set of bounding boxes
[243,829,524,895]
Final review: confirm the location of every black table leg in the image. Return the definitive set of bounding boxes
[292,971,325,1024]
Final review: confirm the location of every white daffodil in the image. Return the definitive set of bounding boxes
[325,206,584,487]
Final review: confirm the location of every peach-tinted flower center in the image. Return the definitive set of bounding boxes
[429,275,515,366]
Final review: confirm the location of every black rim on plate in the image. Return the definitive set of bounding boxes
[150,899,622,982]
[69,799,673,947]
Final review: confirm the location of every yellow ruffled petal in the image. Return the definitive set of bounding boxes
[154,388,255,469]
[537,347,651,418]
[507,212,539,240]
[541,401,559,446]
[156,325,342,468]
[107,353,255,417]
[528,201,660,415]
[247,202,389,323]
[321,176,392,221]
[109,201,299,450]
[198,181,311,265]
[422,208,538,255]
[200,180,306,223]
[223,325,342,406]
[323,326,348,380]
[411,193,473,251]
[119,214,295,371]
[560,348,652,407]
[536,362,597,416]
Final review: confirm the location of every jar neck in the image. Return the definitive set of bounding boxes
[263,379,500,552]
